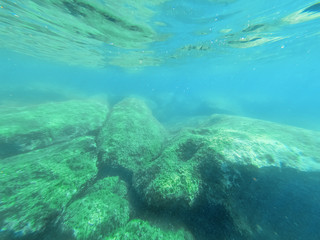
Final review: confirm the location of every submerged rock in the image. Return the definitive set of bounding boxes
[1,104,319,239]
[105,219,194,240]
[134,114,320,239]
[199,114,320,170]
[133,132,204,208]
[0,100,108,158]
[198,115,320,239]
[97,98,166,175]
[0,136,98,237]
[62,177,130,240]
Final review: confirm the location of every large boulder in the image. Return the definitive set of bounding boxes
[0,100,108,158]
[0,136,98,237]
[134,114,320,239]
[105,219,194,240]
[97,98,166,175]
[198,115,320,239]
[133,131,204,208]
[62,177,130,240]
[198,114,320,170]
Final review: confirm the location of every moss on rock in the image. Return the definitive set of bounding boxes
[200,114,320,170]
[97,98,166,174]
[134,131,204,208]
[0,136,98,236]
[133,114,320,239]
[0,100,108,158]
[105,219,194,240]
[62,177,130,240]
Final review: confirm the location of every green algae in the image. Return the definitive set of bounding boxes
[143,163,201,207]
[0,136,98,235]
[0,100,108,158]
[134,113,320,213]
[97,98,166,174]
[201,114,320,170]
[134,131,204,208]
[62,177,130,240]
[105,219,194,240]
[1,96,320,239]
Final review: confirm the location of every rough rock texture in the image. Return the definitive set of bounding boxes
[97,98,166,174]
[198,115,320,239]
[0,136,98,237]
[1,96,319,240]
[105,219,194,240]
[199,114,320,170]
[0,100,108,158]
[134,131,203,208]
[62,177,130,240]
[134,114,320,239]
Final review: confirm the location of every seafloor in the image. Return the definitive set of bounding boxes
[0,97,320,240]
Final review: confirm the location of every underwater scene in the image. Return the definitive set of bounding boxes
[0,0,320,239]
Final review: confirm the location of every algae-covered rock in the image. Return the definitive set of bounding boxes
[97,98,166,174]
[105,219,194,240]
[197,115,320,239]
[62,177,130,240]
[134,114,320,239]
[0,100,108,158]
[199,114,320,170]
[0,136,98,236]
[142,162,200,207]
[134,132,204,208]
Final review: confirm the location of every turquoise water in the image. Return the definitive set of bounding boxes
[1,1,320,240]
[1,0,320,130]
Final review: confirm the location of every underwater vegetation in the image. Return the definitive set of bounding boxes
[1,1,320,240]
[1,97,319,240]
